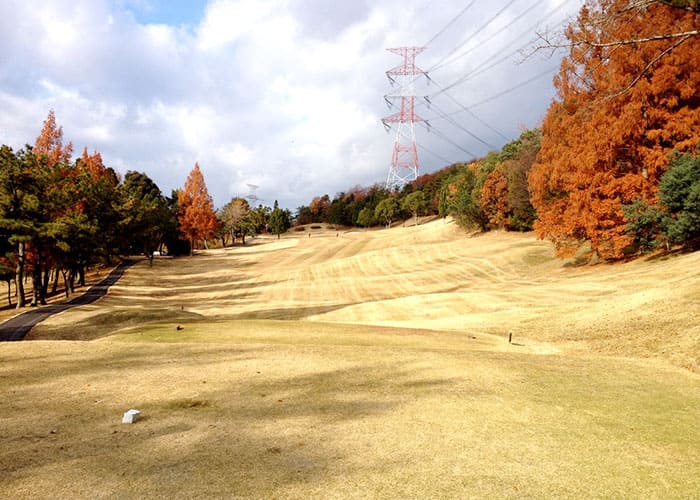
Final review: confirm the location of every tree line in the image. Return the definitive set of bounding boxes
[298,0,700,260]
[0,112,290,309]
[295,128,542,232]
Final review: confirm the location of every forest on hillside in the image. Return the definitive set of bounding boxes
[298,0,700,259]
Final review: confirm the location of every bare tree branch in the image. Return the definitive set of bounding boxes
[605,34,694,99]
[581,29,700,47]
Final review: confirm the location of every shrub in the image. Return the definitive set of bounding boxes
[659,153,700,245]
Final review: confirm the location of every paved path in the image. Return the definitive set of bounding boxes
[0,260,136,342]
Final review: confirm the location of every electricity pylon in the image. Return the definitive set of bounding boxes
[382,47,429,191]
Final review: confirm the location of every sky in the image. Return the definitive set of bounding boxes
[0,0,583,211]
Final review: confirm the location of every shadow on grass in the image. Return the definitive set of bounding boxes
[0,261,137,342]
[225,303,356,321]
[0,345,468,497]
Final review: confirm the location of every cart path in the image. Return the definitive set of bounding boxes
[0,260,136,342]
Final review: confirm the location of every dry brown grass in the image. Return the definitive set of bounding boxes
[2,220,699,498]
[30,219,700,370]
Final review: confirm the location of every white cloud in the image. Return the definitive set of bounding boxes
[196,0,291,51]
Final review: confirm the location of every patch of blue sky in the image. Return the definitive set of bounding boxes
[115,0,209,27]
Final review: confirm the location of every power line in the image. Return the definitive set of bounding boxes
[426,0,520,73]
[438,84,510,140]
[429,99,497,149]
[431,0,550,72]
[468,65,558,107]
[429,126,477,158]
[423,0,479,48]
[418,142,453,166]
[430,0,576,98]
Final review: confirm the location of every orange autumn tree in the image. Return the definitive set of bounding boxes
[529,0,700,259]
[79,147,111,182]
[481,168,510,228]
[177,163,219,253]
[34,110,73,167]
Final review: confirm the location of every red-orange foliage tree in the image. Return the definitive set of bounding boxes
[177,163,219,253]
[481,168,510,228]
[34,110,73,167]
[529,0,700,259]
[79,147,112,182]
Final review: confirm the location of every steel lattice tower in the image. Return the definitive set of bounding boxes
[382,47,428,191]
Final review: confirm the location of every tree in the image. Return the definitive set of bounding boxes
[244,205,271,235]
[0,146,46,307]
[268,200,291,239]
[79,147,111,182]
[219,197,250,245]
[658,152,700,244]
[34,110,73,167]
[295,205,313,226]
[374,197,400,228]
[623,199,668,253]
[481,169,510,228]
[401,191,427,226]
[356,207,375,228]
[309,194,331,222]
[529,0,700,259]
[535,2,699,97]
[0,232,14,307]
[118,171,171,265]
[163,190,191,256]
[477,130,541,232]
[440,164,488,230]
[177,163,219,254]
[0,261,12,307]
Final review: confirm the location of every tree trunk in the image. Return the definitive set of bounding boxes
[15,241,25,309]
[62,270,70,298]
[6,280,12,308]
[30,266,41,306]
[51,269,60,294]
[68,269,75,294]
[42,268,50,299]
[78,266,85,287]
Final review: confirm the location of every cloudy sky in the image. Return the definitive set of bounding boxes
[0,0,582,210]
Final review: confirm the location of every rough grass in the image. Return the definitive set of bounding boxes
[1,333,698,498]
[2,221,699,498]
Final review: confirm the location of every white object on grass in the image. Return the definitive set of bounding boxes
[122,409,141,424]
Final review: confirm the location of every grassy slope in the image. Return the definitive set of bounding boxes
[30,219,700,370]
[2,221,699,498]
